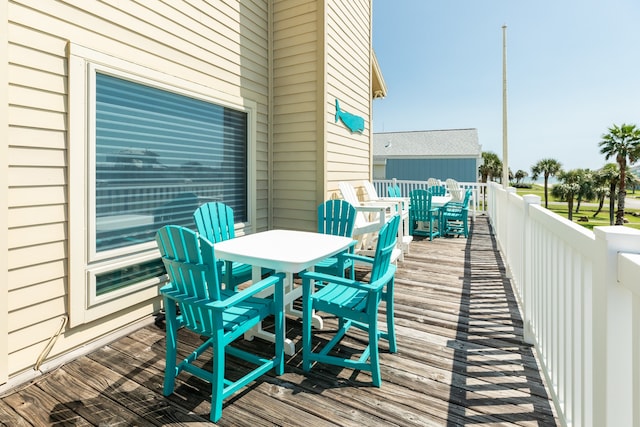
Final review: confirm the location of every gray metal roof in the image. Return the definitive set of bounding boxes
[373,129,481,159]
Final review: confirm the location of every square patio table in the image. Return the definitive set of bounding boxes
[214,229,355,355]
[431,195,452,207]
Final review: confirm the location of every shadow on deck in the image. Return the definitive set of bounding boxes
[0,216,558,426]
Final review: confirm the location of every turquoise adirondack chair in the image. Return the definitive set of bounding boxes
[429,185,447,196]
[156,225,284,422]
[299,214,400,387]
[441,188,472,237]
[387,184,401,198]
[314,200,357,279]
[409,189,441,240]
[194,202,272,289]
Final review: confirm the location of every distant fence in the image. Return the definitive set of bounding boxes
[488,182,640,427]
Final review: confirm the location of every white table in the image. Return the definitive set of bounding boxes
[431,195,452,208]
[213,229,355,355]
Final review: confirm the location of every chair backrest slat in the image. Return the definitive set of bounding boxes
[156,225,222,303]
[430,185,447,196]
[387,184,401,198]
[370,214,400,282]
[318,200,356,237]
[427,178,440,188]
[194,202,236,244]
[409,189,433,222]
[362,180,379,201]
[339,181,373,229]
[445,178,463,202]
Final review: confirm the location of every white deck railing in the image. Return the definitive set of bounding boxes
[487,182,640,427]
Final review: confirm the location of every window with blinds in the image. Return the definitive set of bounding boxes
[68,44,257,326]
[93,72,248,295]
[95,72,247,253]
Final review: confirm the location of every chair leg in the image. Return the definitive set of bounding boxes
[429,218,435,241]
[273,274,285,376]
[302,278,313,372]
[210,331,225,422]
[163,298,179,396]
[368,311,381,387]
[385,280,397,353]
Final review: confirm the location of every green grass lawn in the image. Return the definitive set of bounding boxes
[515,184,640,231]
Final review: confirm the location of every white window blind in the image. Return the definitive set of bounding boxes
[94,72,248,294]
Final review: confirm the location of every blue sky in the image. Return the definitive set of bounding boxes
[372,0,640,176]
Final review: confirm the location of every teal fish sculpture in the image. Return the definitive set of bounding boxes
[335,99,365,133]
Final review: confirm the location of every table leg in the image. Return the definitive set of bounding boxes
[244,269,322,355]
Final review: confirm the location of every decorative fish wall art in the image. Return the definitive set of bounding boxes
[335,99,365,133]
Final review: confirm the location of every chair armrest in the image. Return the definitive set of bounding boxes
[377,196,410,204]
[353,205,388,213]
[301,265,396,293]
[209,273,285,309]
[340,252,375,266]
[360,200,395,207]
[353,205,387,227]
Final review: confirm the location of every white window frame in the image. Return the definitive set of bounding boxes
[67,43,257,327]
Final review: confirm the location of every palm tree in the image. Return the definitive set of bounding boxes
[479,152,502,206]
[514,169,528,185]
[479,152,502,183]
[592,165,616,219]
[573,169,595,214]
[626,170,640,195]
[551,181,580,221]
[591,183,609,218]
[531,158,562,208]
[599,123,640,225]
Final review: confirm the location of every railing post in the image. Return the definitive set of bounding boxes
[503,187,517,279]
[521,194,540,345]
[593,226,640,427]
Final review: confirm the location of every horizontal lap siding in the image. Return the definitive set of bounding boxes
[272,0,321,231]
[6,0,269,378]
[326,0,371,194]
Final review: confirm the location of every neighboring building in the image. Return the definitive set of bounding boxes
[1,1,384,388]
[373,129,482,183]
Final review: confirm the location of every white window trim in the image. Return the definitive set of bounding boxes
[67,42,257,327]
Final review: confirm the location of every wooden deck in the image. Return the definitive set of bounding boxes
[0,216,558,426]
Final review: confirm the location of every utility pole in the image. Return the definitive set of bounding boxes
[502,25,509,188]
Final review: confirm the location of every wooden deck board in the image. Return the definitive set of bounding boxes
[0,216,559,426]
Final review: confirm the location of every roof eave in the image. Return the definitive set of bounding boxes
[371,50,387,99]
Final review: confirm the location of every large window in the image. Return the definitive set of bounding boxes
[68,44,257,326]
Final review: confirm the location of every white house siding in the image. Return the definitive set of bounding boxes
[271,0,322,231]
[271,0,373,232]
[325,0,372,197]
[5,0,270,380]
[1,0,9,385]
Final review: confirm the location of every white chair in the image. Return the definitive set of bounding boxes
[445,178,464,202]
[338,181,402,262]
[361,180,412,257]
[427,177,441,188]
